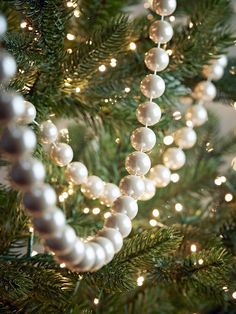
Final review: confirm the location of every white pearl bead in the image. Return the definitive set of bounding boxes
[81,175,104,199]
[139,178,156,201]
[149,20,173,44]
[50,143,73,167]
[40,121,58,144]
[193,81,216,102]
[163,147,186,170]
[185,104,208,127]
[202,64,224,81]
[10,157,45,191]
[98,227,123,253]
[72,243,96,272]
[23,184,57,217]
[125,151,151,176]
[112,196,138,220]
[217,55,228,68]
[0,124,36,159]
[45,225,77,254]
[93,236,115,264]
[33,208,66,237]
[99,183,121,207]
[144,47,169,72]
[88,242,106,271]
[65,162,88,185]
[140,74,165,99]
[0,14,7,36]
[0,92,25,123]
[55,238,85,266]
[119,175,145,199]
[131,127,156,152]
[174,127,197,149]
[136,101,161,126]
[0,51,16,82]
[153,0,177,16]
[149,164,171,187]
[105,213,132,238]
[18,101,36,124]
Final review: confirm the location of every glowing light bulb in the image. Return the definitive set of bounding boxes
[152,209,160,217]
[169,16,175,22]
[98,65,106,72]
[20,21,27,28]
[75,87,81,93]
[129,42,137,50]
[124,87,131,93]
[67,33,75,40]
[171,173,180,183]
[67,1,73,7]
[163,135,174,146]
[173,111,182,120]
[149,219,157,227]
[232,291,236,299]
[225,193,233,202]
[31,250,38,257]
[92,207,100,215]
[137,276,145,286]
[189,21,194,28]
[83,207,90,214]
[60,263,66,268]
[104,212,111,219]
[214,177,222,186]
[29,227,34,233]
[190,244,197,252]
[198,259,204,265]
[175,203,183,212]
[74,9,80,17]
[94,298,99,305]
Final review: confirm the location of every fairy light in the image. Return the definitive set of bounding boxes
[62,192,69,199]
[104,212,111,219]
[20,21,27,28]
[163,135,174,146]
[149,219,157,227]
[67,1,73,7]
[189,21,194,28]
[190,244,197,253]
[232,291,236,299]
[68,187,74,195]
[124,87,131,93]
[225,193,233,202]
[137,276,145,286]
[110,58,117,67]
[67,48,72,54]
[83,207,90,214]
[74,9,80,17]
[166,49,173,56]
[59,194,65,203]
[75,87,81,93]
[115,138,120,144]
[171,173,180,183]
[129,42,137,50]
[214,177,222,186]
[152,209,160,217]
[175,203,183,212]
[60,263,66,268]
[28,26,33,31]
[92,207,101,215]
[221,176,227,183]
[98,65,106,72]
[29,227,34,233]
[173,111,182,120]
[169,16,175,22]
[198,258,204,265]
[222,286,228,291]
[67,33,75,40]
[94,298,99,305]
[31,250,38,257]
[186,120,194,127]
[232,157,236,171]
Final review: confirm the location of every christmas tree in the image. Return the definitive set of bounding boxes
[0,0,236,313]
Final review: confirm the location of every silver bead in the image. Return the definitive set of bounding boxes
[50,143,73,167]
[112,195,138,220]
[45,225,77,254]
[139,178,156,201]
[32,207,66,237]
[55,238,85,266]
[81,176,104,199]
[202,64,224,81]
[72,243,95,272]
[125,151,151,176]
[40,121,58,144]
[99,183,121,207]
[23,184,57,217]
[119,175,145,200]
[193,81,216,102]
[18,101,36,124]
[149,20,173,44]
[10,157,45,191]
[65,162,88,185]
[163,147,186,170]
[185,104,208,127]
[153,0,177,16]
[98,227,123,253]
[0,92,25,123]
[131,127,156,152]
[0,51,16,83]
[93,236,115,264]
[144,47,169,72]
[105,213,132,238]
[0,14,7,36]
[136,101,162,126]
[140,74,165,99]
[89,242,106,271]
[149,164,171,187]
[174,127,197,149]
[217,55,228,68]
[0,124,36,159]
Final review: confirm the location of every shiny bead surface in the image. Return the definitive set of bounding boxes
[139,178,156,201]
[193,81,216,102]
[105,213,132,238]
[0,92,25,123]
[174,127,197,149]
[112,196,138,220]
[125,151,151,176]
[73,243,96,272]
[98,227,123,253]
[0,51,16,82]
[136,101,162,126]
[119,175,145,200]
[99,183,121,207]
[40,121,58,144]
[93,236,115,264]
[185,104,208,127]
[163,147,186,170]
[131,127,156,152]
[153,0,177,16]
[149,164,171,188]
[89,242,106,271]
[65,162,88,185]
[140,74,165,99]
[50,143,73,167]
[144,47,169,72]
[18,101,36,124]
[202,64,224,81]
[149,20,173,44]
[55,238,85,266]
[81,176,104,199]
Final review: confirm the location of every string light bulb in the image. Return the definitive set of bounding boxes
[129,42,137,50]
[149,219,157,227]
[98,65,106,72]
[137,276,145,286]
[171,173,180,183]
[163,135,174,145]
[94,298,99,305]
[66,33,75,41]
[175,203,183,212]
[225,193,233,202]
[190,244,197,252]
[232,291,236,299]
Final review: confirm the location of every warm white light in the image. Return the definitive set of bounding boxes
[59,195,64,203]
[75,87,81,93]
[225,193,233,202]
[149,219,157,227]
[190,244,197,252]
[67,33,75,40]
[169,16,175,22]
[94,298,99,305]
[31,250,38,257]
[163,135,174,146]
[83,207,90,214]
[137,276,145,286]
[189,21,194,28]
[222,286,228,291]
[186,120,193,127]
[232,157,236,171]
[62,192,68,199]
[173,111,182,120]
[74,9,80,17]
[92,207,101,215]
[68,188,74,195]
[110,58,117,67]
[198,258,204,265]
[104,212,111,219]
[220,176,227,183]
[115,138,120,144]
[166,49,173,56]
[98,65,106,72]
[175,203,183,212]
[124,87,131,93]
[28,26,33,31]
[20,21,27,28]
[67,1,73,7]
[29,227,34,233]
[67,48,72,54]
[171,173,180,183]
[60,263,66,268]
[152,209,160,217]
[129,42,137,50]
[232,291,236,299]
[214,177,222,186]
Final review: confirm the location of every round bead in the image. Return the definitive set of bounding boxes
[136,101,161,127]
[163,147,186,170]
[0,51,16,83]
[174,127,197,149]
[55,238,85,266]
[185,104,208,127]
[149,20,173,44]
[217,55,228,68]
[23,184,57,217]
[153,0,177,16]
[89,242,106,271]
[202,64,224,81]
[112,196,138,220]
[0,14,7,36]
[93,236,115,264]
[32,208,66,237]
[18,101,36,124]
[105,213,132,238]
[125,151,151,176]
[65,162,88,185]
[99,183,121,207]
[144,47,169,72]
[140,74,165,99]
[40,121,58,144]
[131,127,156,152]
[139,178,156,201]
[0,92,25,123]
[98,228,123,253]
[193,81,217,102]
[10,157,45,191]
[50,143,73,167]
[149,164,171,187]
[119,175,145,200]
[45,225,77,254]
[81,176,104,199]
[72,243,96,272]
[0,124,36,159]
